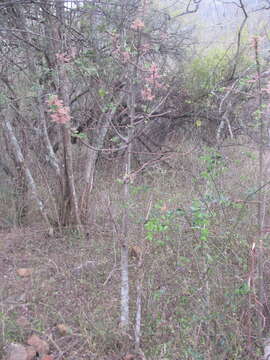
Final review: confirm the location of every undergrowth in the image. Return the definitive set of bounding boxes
[0,139,266,359]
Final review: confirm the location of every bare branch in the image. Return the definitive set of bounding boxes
[172,0,203,18]
[229,0,248,80]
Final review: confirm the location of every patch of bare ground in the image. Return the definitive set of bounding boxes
[0,225,134,360]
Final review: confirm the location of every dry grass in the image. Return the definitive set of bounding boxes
[0,138,268,359]
[0,225,129,359]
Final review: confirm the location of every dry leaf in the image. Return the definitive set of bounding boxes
[56,323,71,336]
[129,245,142,260]
[17,268,33,277]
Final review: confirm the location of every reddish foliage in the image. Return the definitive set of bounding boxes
[46,95,71,124]
[141,86,155,101]
[130,18,144,30]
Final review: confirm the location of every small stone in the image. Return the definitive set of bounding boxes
[47,227,54,237]
[27,335,49,355]
[17,268,33,277]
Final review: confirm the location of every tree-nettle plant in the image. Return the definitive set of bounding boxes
[0,0,201,347]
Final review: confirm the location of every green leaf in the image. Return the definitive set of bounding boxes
[98,88,107,97]
[111,136,120,143]
[0,92,7,105]
[71,132,87,140]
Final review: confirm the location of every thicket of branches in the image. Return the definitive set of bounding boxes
[2,0,270,358]
[2,0,268,228]
[0,0,207,227]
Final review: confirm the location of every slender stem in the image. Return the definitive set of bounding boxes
[254,36,265,337]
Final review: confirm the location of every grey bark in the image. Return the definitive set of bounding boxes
[2,106,52,230]
[135,256,143,351]
[120,81,135,330]
[80,113,110,221]
[55,0,82,228]
[80,95,125,221]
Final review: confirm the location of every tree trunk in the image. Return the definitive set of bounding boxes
[80,114,110,222]
[8,1,62,226]
[135,256,144,351]
[55,0,81,228]
[2,107,52,231]
[120,82,136,331]
[254,36,265,338]
[121,156,131,331]
[80,96,124,222]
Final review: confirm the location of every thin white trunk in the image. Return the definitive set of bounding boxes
[121,241,129,328]
[135,261,143,351]
[37,92,61,177]
[121,160,131,329]
[135,290,142,349]
[2,107,52,230]
[254,36,265,338]
[84,118,108,182]
[120,84,135,330]
[80,114,111,219]
[81,93,125,219]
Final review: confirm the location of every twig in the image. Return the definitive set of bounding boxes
[230,0,248,80]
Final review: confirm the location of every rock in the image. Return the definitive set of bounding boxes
[16,268,33,277]
[25,346,36,360]
[40,356,54,360]
[6,343,28,360]
[47,227,54,237]
[27,335,49,355]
